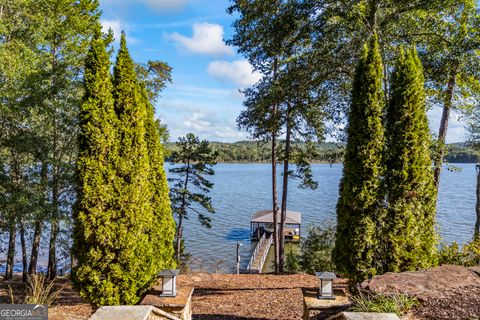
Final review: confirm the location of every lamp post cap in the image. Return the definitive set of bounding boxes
[315,271,336,280]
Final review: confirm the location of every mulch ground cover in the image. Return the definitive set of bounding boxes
[0,272,478,320]
[177,272,348,320]
[413,284,480,320]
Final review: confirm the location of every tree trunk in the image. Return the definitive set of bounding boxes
[28,220,43,274]
[29,162,47,275]
[20,221,27,283]
[176,161,190,263]
[434,69,457,189]
[47,180,59,280]
[175,216,184,263]
[47,218,59,280]
[271,58,280,275]
[4,220,16,280]
[272,134,280,275]
[475,165,480,237]
[279,104,292,273]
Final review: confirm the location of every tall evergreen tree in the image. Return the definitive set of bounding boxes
[107,33,156,305]
[72,30,119,306]
[333,34,385,282]
[141,87,176,272]
[383,48,438,272]
[169,133,217,265]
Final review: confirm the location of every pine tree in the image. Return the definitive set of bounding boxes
[333,34,385,282]
[383,48,438,272]
[72,30,120,306]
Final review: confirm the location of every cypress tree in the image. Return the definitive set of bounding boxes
[72,30,120,305]
[383,48,437,272]
[141,87,176,272]
[108,32,155,305]
[333,34,385,282]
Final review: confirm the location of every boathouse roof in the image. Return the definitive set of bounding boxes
[250,210,301,224]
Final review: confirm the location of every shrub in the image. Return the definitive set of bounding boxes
[300,220,336,274]
[438,241,463,265]
[285,246,301,273]
[462,235,480,266]
[438,235,480,267]
[24,274,65,307]
[350,290,419,316]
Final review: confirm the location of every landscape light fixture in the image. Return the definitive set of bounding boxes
[315,271,336,300]
[158,269,179,297]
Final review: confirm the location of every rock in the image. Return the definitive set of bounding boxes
[361,265,480,301]
[328,312,400,320]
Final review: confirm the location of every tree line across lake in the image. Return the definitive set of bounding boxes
[166,141,480,164]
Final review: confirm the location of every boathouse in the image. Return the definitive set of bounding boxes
[250,209,301,241]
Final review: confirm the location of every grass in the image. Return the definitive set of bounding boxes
[24,274,66,307]
[349,290,419,316]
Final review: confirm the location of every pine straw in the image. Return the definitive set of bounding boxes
[178,272,348,320]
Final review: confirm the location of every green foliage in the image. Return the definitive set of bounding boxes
[285,246,301,273]
[350,291,419,316]
[334,35,385,282]
[74,33,175,306]
[463,235,480,266]
[169,133,217,262]
[438,236,480,266]
[73,32,120,306]
[438,242,463,265]
[383,47,438,272]
[142,88,176,273]
[300,221,336,274]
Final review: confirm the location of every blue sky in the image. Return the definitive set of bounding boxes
[99,0,467,143]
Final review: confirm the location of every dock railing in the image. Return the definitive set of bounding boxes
[257,234,273,272]
[246,232,273,273]
[247,232,266,270]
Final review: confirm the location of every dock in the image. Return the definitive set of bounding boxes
[244,209,302,273]
[246,232,273,273]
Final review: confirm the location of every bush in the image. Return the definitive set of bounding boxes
[350,290,419,316]
[438,241,463,265]
[285,246,301,273]
[300,220,336,274]
[438,235,480,267]
[463,235,480,266]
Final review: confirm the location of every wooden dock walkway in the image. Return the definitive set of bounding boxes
[245,233,273,273]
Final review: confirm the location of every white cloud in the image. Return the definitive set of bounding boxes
[169,23,233,56]
[101,19,122,41]
[428,108,467,143]
[100,19,140,44]
[183,112,212,131]
[207,59,262,87]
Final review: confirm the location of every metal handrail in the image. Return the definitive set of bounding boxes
[257,235,273,273]
[247,232,266,269]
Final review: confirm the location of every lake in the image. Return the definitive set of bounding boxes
[179,163,478,272]
[1,163,476,273]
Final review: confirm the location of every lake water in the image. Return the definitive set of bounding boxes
[179,163,478,272]
[1,163,477,273]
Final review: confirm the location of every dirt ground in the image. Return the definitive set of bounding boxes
[0,275,93,320]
